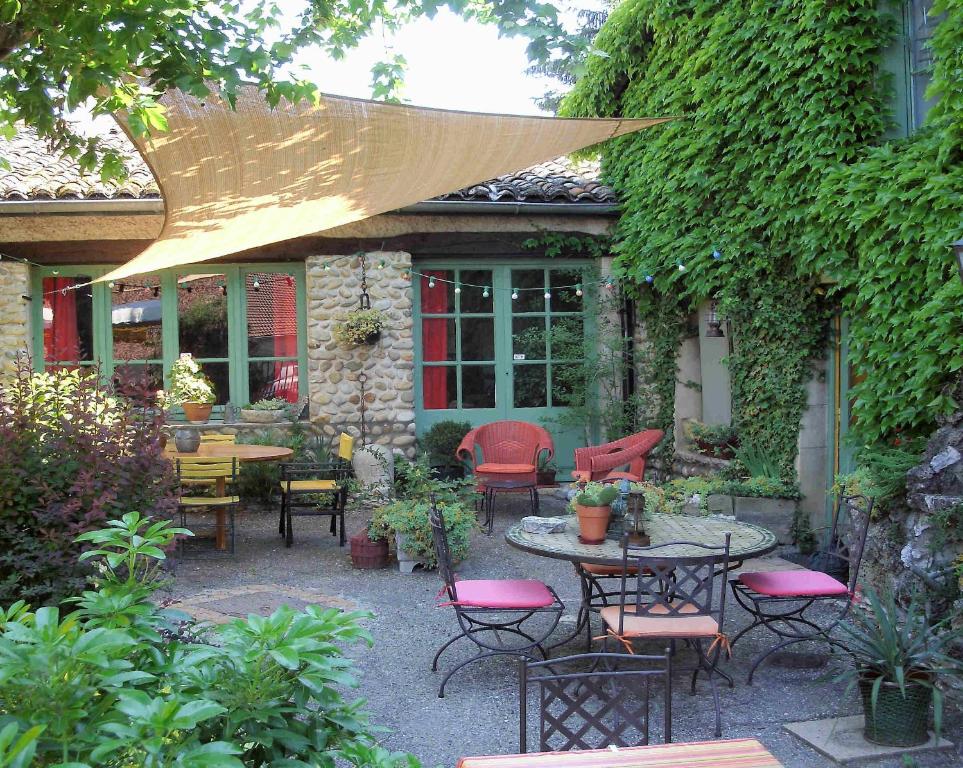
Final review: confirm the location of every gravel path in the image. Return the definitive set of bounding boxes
[168,495,962,767]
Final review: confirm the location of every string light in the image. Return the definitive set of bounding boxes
[454,284,461,294]
[644,275,654,283]
[482,286,490,298]
[712,249,722,260]
[677,263,686,272]
[544,290,551,299]
[402,270,410,280]
[511,288,519,300]
[575,284,583,297]
[108,281,115,289]
[428,276,436,289]
[252,279,260,291]
[378,260,386,269]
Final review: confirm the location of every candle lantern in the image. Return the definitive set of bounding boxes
[626,490,650,546]
[607,479,631,538]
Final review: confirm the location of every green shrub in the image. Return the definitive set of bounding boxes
[419,420,472,466]
[0,512,419,768]
[369,499,476,567]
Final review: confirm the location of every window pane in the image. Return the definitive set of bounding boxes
[550,315,585,359]
[551,368,577,406]
[459,270,493,313]
[111,282,162,361]
[42,276,94,363]
[420,270,453,313]
[199,361,230,405]
[178,274,228,358]
[247,272,298,358]
[113,363,164,402]
[462,366,495,409]
[511,269,544,313]
[250,360,299,403]
[550,269,584,313]
[461,318,494,361]
[422,318,456,361]
[513,317,546,359]
[423,366,456,410]
[514,364,547,408]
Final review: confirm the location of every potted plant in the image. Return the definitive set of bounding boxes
[333,308,388,347]
[420,419,472,480]
[571,482,619,545]
[240,397,291,423]
[688,421,739,459]
[158,353,215,423]
[536,454,557,486]
[349,528,390,569]
[835,588,963,747]
[369,499,476,574]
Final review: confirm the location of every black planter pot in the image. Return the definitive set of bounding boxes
[431,464,465,481]
[362,330,382,345]
[858,673,932,747]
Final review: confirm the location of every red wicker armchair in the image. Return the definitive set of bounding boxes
[572,429,664,484]
[456,420,555,487]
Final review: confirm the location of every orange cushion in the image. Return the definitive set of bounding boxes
[579,562,640,576]
[600,603,718,639]
[476,463,535,474]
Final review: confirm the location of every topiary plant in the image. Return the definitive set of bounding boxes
[420,420,472,467]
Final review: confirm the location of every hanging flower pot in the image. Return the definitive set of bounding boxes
[334,309,388,347]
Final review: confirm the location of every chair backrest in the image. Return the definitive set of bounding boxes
[519,652,672,752]
[337,432,355,461]
[813,491,874,593]
[176,457,238,484]
[200,433,237,444]
[617,534,732,635]
[471,420,554,466]
[428,497,458,603]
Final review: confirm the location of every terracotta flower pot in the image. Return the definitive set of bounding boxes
[575,503,611,545]
[182,402,213,423]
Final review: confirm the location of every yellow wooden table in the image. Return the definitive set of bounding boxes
[458,738,783,768]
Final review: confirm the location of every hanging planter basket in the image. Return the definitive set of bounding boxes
[333,309,388,347]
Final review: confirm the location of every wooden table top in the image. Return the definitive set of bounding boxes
[458,738,783,768]
[505,513,777,566]
[165,444,294,462]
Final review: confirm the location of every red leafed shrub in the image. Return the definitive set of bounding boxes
[0,357,177,606]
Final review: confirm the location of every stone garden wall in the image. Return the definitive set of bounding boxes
[0,260,30,377]
[305,252,417,457]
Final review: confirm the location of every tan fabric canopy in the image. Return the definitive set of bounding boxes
[99,87,668,283]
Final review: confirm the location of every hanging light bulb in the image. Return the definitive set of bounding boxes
[378,260,386,269]
[323,263,331,271]
[712,249,722,260]
[644,274,654,283]
[51,269,60,276]
[108,281,115,289]
[511,288,519,300]
[482,286,490,298]
[677,263,686,272]
[544,290,551,300]
[575,283,583,297]
[402,270,410,281]
[454,284,461,294]
[252,279,260,291]
[428,276,436,289]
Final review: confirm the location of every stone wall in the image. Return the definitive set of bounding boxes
[305,252,417,457]
[0,260,30,377]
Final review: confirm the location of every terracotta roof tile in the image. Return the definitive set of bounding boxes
[0,126,615,205]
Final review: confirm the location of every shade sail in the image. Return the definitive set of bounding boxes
[99,87,668,283]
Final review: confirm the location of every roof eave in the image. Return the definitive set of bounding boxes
[397,200,620,215]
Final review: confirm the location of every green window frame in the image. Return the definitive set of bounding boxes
[30,263,308,418]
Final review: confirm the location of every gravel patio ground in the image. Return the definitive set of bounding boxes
[167,493,962,768]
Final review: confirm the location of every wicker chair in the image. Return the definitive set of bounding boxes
[572,429,664,484]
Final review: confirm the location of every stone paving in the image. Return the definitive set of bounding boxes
[168,495,962,768]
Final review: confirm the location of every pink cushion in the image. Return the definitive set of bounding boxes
[740,569,848,597]
[452,579,555,609]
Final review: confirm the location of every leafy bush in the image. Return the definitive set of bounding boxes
[158,353,215,406]
[0,512,420,768]
[734,443,782,480]
[659,474,800,515]
[243,397,291,411]
[0,359,177,607]
[689,422,739,459]
[419,420,472,466]
[333,309,388,347]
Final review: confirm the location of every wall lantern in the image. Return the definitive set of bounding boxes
[706,299,725,338]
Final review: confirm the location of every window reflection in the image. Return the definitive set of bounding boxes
[42,276,94,363]
[178,274,228,359]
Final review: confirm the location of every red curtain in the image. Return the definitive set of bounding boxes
[272,274,298,402]
[43,277,81,362]
[421,271,449,409]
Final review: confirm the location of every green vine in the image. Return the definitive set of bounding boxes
[563,0,961,478]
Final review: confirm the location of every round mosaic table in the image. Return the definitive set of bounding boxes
[505,513,778,566]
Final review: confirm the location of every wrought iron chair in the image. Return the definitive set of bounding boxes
[278,432,354,547]
[599,534,732,737]
[176,456,240,555]
[729,491,874,683]
[429,499,564,697]
[519,651,672,752]
[572,429,664,484]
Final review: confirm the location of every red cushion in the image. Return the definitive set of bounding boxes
[476,463,536,474]
[740,569,848,597]
[452,579,555,609]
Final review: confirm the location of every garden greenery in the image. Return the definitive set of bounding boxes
[562,0,963,477]
[159,353,215,406]
[0,511,419,767]
[333,309,388,347]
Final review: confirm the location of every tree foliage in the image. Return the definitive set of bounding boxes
[0,0,578,179]
[562,0,962,470]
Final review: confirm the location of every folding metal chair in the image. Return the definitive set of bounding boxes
[278,432,354,547]
[430,498,564,697]
[519,651,672,752]
[176,456,239,555]
[599,534,732,737]
[729,491,874,683]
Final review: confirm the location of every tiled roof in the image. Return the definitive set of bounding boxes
[0,127,615,205]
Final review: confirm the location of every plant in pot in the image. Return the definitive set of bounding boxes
[333,308,388,347]
[835,588,963,747]
[536,454,557,486]
[688,421,739,459]
[369,498,476,574]
[420,419,472,480]
[158,353,215,431]
[571,482,619,545]
[350,527,390,569]
[240,397,292,423]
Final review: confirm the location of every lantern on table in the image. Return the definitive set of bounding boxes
[626,489,650,546]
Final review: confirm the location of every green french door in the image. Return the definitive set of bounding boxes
[413,261,592,477]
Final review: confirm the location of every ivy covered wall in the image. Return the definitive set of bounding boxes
[563,0,962,477]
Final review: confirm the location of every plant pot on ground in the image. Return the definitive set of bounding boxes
[536,454,557,486]
[369,496,476,574]
[572,482,619,545]
[349,531,389,569]
[835,588,963,747]
[420,419,472,479]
